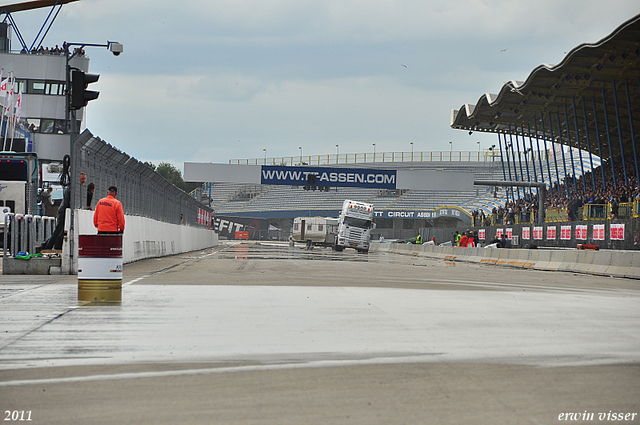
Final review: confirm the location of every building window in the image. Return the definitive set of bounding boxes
[29,80,46,94]
[46,82,64,95]
[40,119,66,134]
[13,78,66,96]
[21,118,75,134]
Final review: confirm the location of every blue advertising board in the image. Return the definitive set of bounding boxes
[260,166,397,189]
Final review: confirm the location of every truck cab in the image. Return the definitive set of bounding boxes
[335,199,375,253]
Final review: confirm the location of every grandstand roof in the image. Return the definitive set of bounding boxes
[451,14,640,162]
[0,0,80,13]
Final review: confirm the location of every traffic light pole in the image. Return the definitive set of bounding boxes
[64,41,122,274]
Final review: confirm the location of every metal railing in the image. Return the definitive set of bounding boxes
[72,130,212,226]
[229,150,529,166]
[545,207,568,223]
[515,211,535,224]
[583,204,607,220]
[2,213,56,256]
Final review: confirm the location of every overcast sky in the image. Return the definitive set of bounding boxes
[9,1,640,169]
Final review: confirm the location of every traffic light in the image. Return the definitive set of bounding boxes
[70,69,100,110]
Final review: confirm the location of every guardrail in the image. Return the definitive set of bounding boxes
[2,213,56,257]
[229,150,516,166]
[371,243,640,279]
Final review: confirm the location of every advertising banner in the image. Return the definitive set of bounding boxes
[610,223,625,240]
[261,166,397,189]
[575,225,587,240]
[214,215,269,239]
[593,224,605,240]
[533,226,543,240]
[373,207,465,220]
[560,225,572,240]
[522,227,530,240]
[546,226,556,240]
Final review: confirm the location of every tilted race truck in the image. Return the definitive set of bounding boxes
[334,199,375,252]
[293,200,375,253]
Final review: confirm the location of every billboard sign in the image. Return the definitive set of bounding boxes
[260,166,397,189]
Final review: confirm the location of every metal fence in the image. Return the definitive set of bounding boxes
[71,130,212,226]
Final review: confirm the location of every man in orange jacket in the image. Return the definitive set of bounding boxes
[93,186,125,234]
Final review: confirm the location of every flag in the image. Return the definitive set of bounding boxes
[15,89,22,121]
[0,78,8,98]
[4,84,13,117]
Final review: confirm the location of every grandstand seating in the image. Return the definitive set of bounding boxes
[201,150,599,218]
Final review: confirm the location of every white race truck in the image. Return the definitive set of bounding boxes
[293,199,375,253]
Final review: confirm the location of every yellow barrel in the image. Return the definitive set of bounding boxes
[78,280,122,303]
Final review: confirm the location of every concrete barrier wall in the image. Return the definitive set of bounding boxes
[64,209,218,273]
[371,242,640,280]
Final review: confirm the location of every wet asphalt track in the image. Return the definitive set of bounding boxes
[1,241,639,424]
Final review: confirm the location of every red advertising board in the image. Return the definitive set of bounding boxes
[533,227,543,240]
[546,226,556,240]
[593,224,605,241]
[575,225,587,240]
[610,223,625,240]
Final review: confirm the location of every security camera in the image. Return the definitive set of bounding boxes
[108,42,123,56]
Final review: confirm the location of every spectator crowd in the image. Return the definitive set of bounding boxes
[21,43,86,56]
[475,155,640,225]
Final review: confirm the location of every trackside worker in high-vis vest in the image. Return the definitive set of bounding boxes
[93,186,125,234]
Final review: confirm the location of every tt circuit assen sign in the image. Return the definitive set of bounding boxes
[261,166,396,188]
[375,207,469,221]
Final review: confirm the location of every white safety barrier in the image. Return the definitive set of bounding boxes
[67,209,218,274]
[371,242,640,280]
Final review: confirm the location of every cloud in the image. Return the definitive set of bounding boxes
[12,0,639,166]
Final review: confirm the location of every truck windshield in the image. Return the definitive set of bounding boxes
[343,216,372,229]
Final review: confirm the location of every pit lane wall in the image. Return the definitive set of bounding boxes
[370,242,640,280]
[62,209,218,273]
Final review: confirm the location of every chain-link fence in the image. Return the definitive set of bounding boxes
[70,130,212,226]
